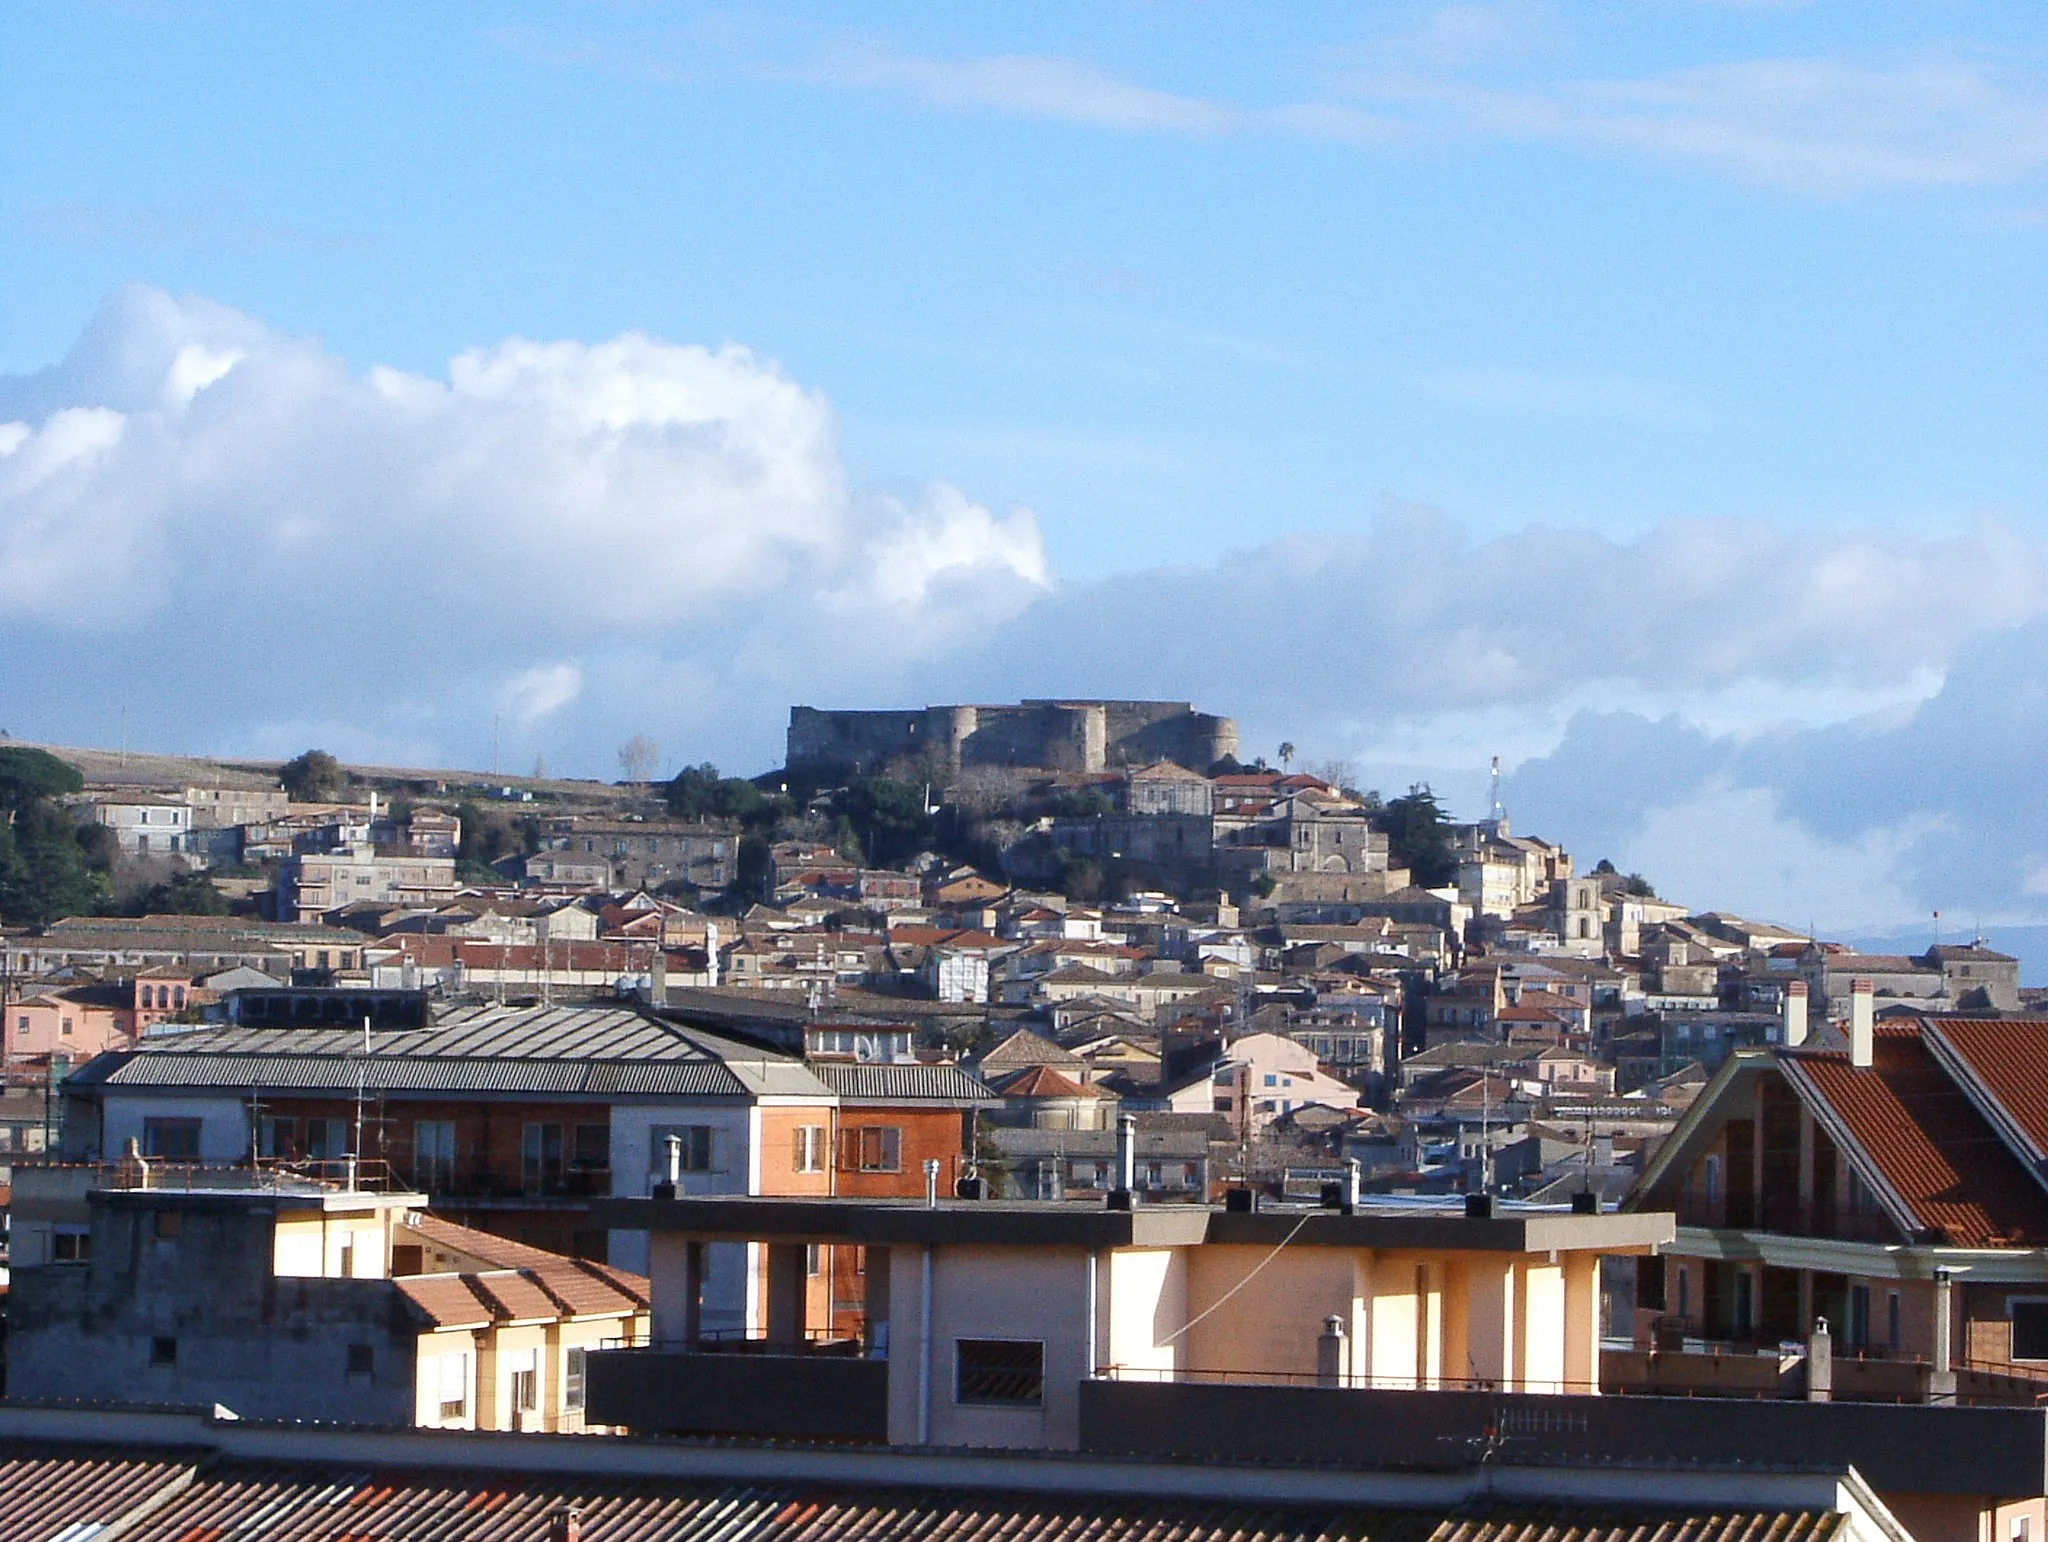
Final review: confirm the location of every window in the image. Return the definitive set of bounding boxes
[2015,1519,2030,1542]
[1734,1271,1754,1336]
[1888,1292,1902,1353]
[53,1228,91,1263]
[1702,1156,1721,1205]
[142,1118,202,1160]
[511,1364,539,1412]
[258,1116,301,1160]
[2012,1301,2048,1361]
[1849,1284,1872,1349]
[305,1118,349,1162]
[565,1347,587,1412]
[61,1017,73,1036]
[346,1344,374,1377]
[806,1243,823,1277]
[572,1124,610,1170]
[150,1336,177,1367]
[523,1123,564,1193]
[1677,1267,1691,1322]
[414,1121,457,1190]
[438,1352,470,1420]
[793,1125,826,1174]
[648,1125,714,1177]
[840,1125,902,1173]
[955,1339,1044,1406]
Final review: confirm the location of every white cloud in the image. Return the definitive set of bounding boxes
[498,663,584,726]
[1400,56,2048,193]
[811,45,1241,134]
[0,286,1047,638]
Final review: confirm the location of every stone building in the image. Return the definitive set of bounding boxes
[787,700,1236,778]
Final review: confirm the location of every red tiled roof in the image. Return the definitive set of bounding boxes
[407,1214,563,1271]
[464,1269,562,1323]
[1922,1017,2048,1168]
[528,1261,642,1319]
[395,1274,494,1330]
[1783,1028,2048,1247]
[996,1064,1104,1101]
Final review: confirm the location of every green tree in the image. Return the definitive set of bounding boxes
[664,763,769,823]
[280,749,345,802]
[839,777,935,868]
[0,800,109,927]
[0,746,84,813]
[1375,783,1456,888]
[124,870,233,917]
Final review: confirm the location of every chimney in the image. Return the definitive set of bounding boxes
[1782,981,1809,1047]
[548,1508,582,1542]
[650,947,668,1006]
[1117,1112,1138,1199]
[1849,978,1874,1068]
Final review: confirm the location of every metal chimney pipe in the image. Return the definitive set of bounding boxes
[1117,1112,1138,1195]
[1343,1157,1362,1214]
[665,1133,683,1188]
[924,1157,942,1208]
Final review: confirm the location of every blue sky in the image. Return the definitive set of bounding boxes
[4,2,2048,953]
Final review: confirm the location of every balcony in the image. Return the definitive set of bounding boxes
[585,1337,888,1442]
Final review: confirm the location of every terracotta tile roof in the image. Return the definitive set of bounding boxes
[981,1028,1082,1072]
[572,1258,653,1308]
[528,1262,640,1319]
[1783,1028,2048,1247]
[465,1268,562,1323]
[1922,1017,2048,1169]
[395,1273,494,1330]
[995,1064,1105,1101]
[407,1214,563,1271]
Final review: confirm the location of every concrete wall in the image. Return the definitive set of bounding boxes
[886,1243,1096,1450]
[101,1093,251,1162]
[9,1201,418,1423]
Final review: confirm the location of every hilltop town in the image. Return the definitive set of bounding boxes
[2,699,2045,1539]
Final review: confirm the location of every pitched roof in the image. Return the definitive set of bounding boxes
[66,1002,834,1101]
[1922,1017,2048,1173]
[0,1448,1850,1542]
[810,1061,1000,1105]
[980,1028,1082,1072]
[995,1064,1106,1101]
[405,1213,563,1270]
[394,1273,494,1330]
[1782,1028,2048,1247]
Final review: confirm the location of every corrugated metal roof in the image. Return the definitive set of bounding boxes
[811,1062,999,1105]
[75,1002,835,1101]
[0,1452,1857,1542]
[0,1444,195,1542]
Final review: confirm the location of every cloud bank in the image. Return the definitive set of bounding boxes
[5,288,2048,938]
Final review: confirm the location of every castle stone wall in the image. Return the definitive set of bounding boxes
[787,701,1237,778]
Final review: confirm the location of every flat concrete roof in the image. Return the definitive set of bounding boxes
[593,1196,1675,1254]
[91,1186,428,1213]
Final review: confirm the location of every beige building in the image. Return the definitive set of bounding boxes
[593,1191,1671,1452]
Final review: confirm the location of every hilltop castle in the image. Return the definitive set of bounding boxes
[786,700,1237,778]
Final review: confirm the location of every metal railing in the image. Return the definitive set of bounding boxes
[1088,1365,1606,1395]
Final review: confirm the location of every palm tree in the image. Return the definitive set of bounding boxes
[1278,742,1295,772]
